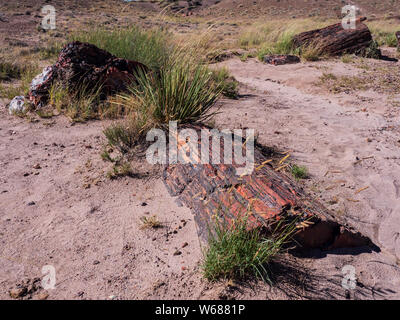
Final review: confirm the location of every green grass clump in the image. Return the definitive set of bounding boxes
[291,165,308,181]
[202,215,297,282]
[0,62,40,99]
[257,32,297,60]
[71,27,172,71]
[103,116,146,154]
[239,25,274,48]
[0,61,22,81]
[103,54,221,157]
[39,41,64,61]
[341,54,354,64]
[122,60,221,126]
[48,82,104,122]
[107,161,134,180]
[364,40,381,59]
[211,67,239,99]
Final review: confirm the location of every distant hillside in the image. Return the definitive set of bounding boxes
[160,0,400,18]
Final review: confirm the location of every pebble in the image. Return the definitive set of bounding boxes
[37,291,49,300]
[9,287,27,299]
[173,250,182,256]
[33,163,41,169]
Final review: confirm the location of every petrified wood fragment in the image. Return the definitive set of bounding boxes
[162,125,372,250]
[29,41,148,107]
[292,17,379,57]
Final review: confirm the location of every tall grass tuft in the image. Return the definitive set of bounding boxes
[257,31,297,60]
[71,27,172,71]
[210,67,239,99]
[121,61,221,126]
[202,215,298,282]
[48,81,104,122]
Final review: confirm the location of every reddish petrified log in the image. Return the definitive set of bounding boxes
[292,17,379,57]
[162,125,372,250]
[29,41,148,107]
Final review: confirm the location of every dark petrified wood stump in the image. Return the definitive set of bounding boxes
[29,41,148,107]
[162,125,372,250]
[292,17,379,57]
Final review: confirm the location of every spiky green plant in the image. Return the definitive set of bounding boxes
[127,61,221,125]
[202,215,298,282]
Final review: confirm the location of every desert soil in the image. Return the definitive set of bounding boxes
[1,0,400,300]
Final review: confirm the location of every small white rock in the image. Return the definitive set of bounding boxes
[8,96,26,115]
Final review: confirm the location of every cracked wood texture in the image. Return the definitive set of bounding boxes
[162,125,373,250]
[292,17,377,56]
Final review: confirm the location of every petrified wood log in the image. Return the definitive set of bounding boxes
[162,125,372,250]
[29,41,148,107]
[292,17,379,57]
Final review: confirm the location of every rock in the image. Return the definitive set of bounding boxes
[396,31,400,49]
[37,291,49,300]
[33,163,41,169]
[9,287,27,299]
[28,41,149,108]
[8,96,26,115]
[263,54,300,65]
[173,250,182,256]
[29,66,54,107]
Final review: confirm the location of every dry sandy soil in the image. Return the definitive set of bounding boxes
[1,0,400,300]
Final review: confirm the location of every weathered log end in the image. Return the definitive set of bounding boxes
[292,17,381,57]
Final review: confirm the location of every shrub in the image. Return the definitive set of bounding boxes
[0,61,21,81]
[257,32,297,60]
[0,61,40,99]
[363,40,381,59]
[202,215,298,282]
[128,60,221,125]
[210,67,239,99]
[291,165,308,181]
[103,116,146,154]
[48,82,104,122]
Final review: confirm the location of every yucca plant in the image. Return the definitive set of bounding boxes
[128,61,221,125]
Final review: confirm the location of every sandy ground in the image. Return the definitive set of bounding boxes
[1,54,400,299]
[1,0,400,301]
[213,56,400,299]
[0,111,205,300]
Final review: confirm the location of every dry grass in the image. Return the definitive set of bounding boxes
[318,72,369,93]
[367,20,400,47]
[140,215,163,230]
